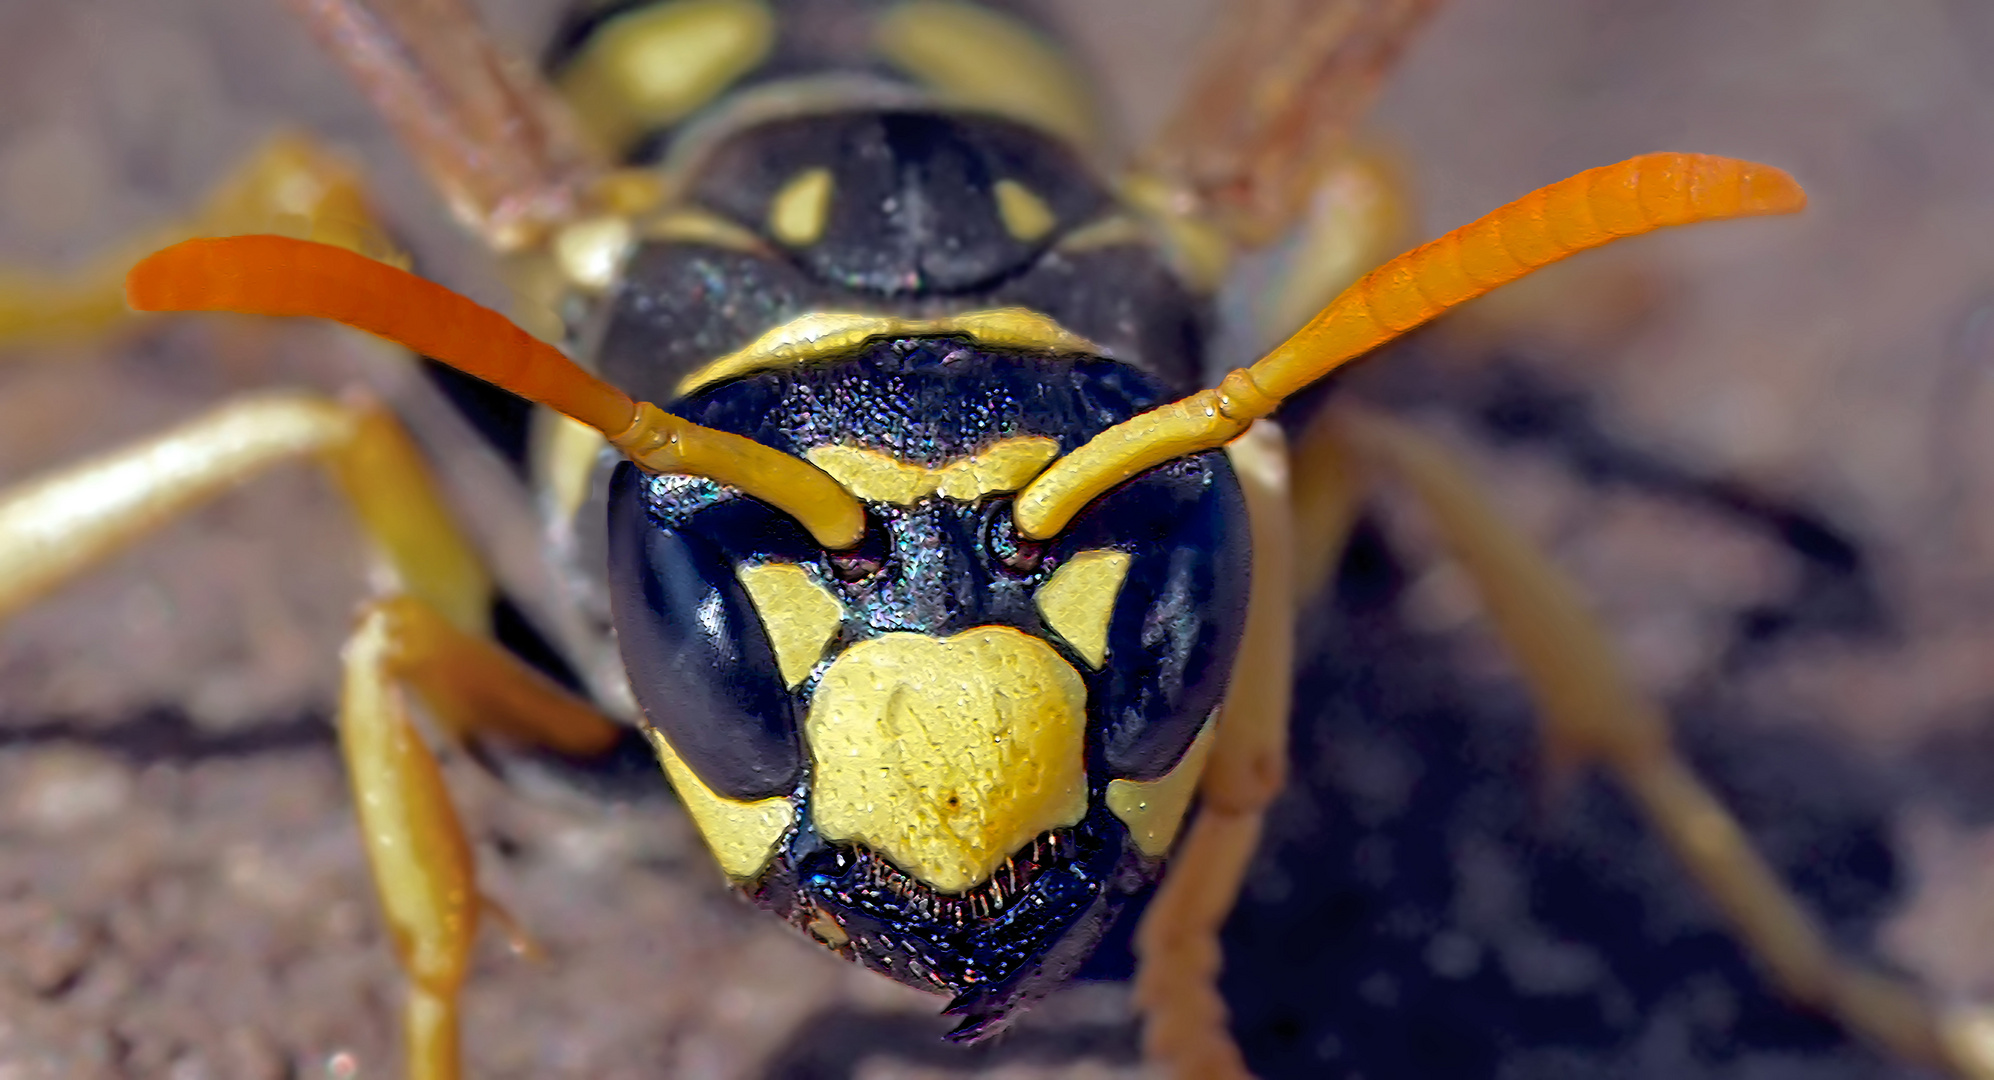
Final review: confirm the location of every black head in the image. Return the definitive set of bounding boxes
[607,338,1249,1034]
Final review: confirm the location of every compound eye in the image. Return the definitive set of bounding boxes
[984,505,1045,575]
[606,464,805,799]
[1055,452,1251,782]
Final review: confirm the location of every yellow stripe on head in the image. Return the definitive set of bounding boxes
[804,437,1059,505]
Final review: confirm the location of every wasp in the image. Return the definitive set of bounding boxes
[0,1,1989,1077]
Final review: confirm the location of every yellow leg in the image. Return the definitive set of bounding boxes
[1133,420,1304,1080]
[1329,404,1994,1080]
[0,390,620,1078]
[1133,0,1441,249]
[1285,396,1368,602]
[1254,144,1414,350]
[0,391,482,629]
[341,594,618,1079]
[0,132,395,344]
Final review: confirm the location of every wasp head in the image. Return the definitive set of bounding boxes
[607,337,1249,1037]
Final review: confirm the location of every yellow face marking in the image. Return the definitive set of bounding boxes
[559,0,777,152]
[1033,549,1131,669]
[806,627,1088,894]
[875,1,1100,146]
[1106,712,1217,858]
[769,167,835,246]
[640,724,796,881]
[675,309,1101,395]
[736,562,845,687]
[994,179,1056,243]
[803,437,1060,506]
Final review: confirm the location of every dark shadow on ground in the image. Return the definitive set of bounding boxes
[0,709,331,762]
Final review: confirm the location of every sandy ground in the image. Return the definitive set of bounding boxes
[1,1,1992,1077]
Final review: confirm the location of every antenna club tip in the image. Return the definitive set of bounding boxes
[1740,162,1807,215]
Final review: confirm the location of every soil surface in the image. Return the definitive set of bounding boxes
[1,1,1992,1077]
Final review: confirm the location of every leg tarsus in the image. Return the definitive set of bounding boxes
[340,601,478,1080]
[342,594,620,1080]
[1134,807,1265,1080]
[404,986,462,1080]
[0,379,616,1079]
[1133,421,1305,1080]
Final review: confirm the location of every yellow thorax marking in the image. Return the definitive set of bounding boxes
[874,1,1100,147]
[1057,214,1148,254]
[559,0,777,153]
[806,627,1088,894]
[769,167,835,246]
[640,723,796,881]
[641,206,769,252]
[804,437,1059,505]
[1033,548,1131,668]
[674,309,1101,395]
[994,179,1056,242]
[1106,713,1217,858]
[736,562,845,687]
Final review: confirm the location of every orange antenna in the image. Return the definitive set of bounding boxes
[1014,153,1807,539]
[127,236,864,549]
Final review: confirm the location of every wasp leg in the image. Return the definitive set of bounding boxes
[1132,0,1443,252]
[282,0,600,252]
[1286,393,1371,603]
[340,593,617,1079]
[1328,404,1994,1079]
[0,392,479,626]
[0,390,621,1077]
[1133,421,1301,1080]
[1252,144,1415,350]
[0,133,393,344]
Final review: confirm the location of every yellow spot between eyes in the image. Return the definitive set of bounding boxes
[736,562,845,687]
[769,167,835,246]
[1034,549,1131,669]
[994,179,1056,243]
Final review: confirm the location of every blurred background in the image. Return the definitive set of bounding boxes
[0,0,1991,1076]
